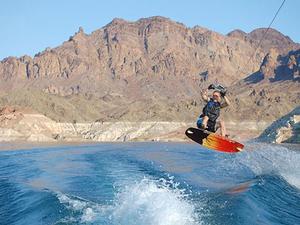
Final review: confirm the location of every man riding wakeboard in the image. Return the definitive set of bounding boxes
[197,84,230,137]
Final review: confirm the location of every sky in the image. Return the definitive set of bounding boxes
[0,0,299,60]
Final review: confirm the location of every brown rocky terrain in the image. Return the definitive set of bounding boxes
[0,16,299,142]
[227,28,300,54]
[227,48,300,121]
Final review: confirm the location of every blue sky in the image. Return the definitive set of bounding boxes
[0,0,299,60]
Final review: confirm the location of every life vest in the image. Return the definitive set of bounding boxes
[202,98,221,122]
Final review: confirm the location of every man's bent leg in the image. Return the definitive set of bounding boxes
[219,120,227,137]
[202,116,209,129]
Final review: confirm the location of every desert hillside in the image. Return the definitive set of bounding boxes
[0,16,299,128]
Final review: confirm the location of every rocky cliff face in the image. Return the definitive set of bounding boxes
[227,48,300,124]
[258,48,300,81]
[0,16,299,134]
[3,17,296,92]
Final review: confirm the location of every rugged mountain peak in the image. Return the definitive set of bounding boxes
[137,16,176,24]
[104,16,180,29]
[78,26,84,34]
[69,26,88,42]
[192,25,210,34]
[227,29,247,39]
[249,27,290,41]
[249,28,299,53]
[0,17,299,124]
[106,18,129,27]
[20,55,33,63]
[227,27,299,54]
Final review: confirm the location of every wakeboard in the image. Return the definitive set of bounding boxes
[185,127,244,153]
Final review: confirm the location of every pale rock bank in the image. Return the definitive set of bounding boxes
[258,107,300,143]
[0,108,271,142]
[274,115,300,143]
[0,111,190,142]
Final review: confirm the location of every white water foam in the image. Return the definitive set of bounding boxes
[56,177,203,225]
[57,192,98,223]
[238,143,300,189]
[112,177,201,225]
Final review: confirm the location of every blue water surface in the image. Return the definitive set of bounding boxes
[0,142,299,225]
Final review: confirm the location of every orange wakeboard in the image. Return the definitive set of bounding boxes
[185,127,244,153]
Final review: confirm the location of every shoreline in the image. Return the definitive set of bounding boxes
[0,140,189,152]
[0,110,298,151]
[0,140,299,152]
[0,141,97,152]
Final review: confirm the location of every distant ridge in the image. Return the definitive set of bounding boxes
[0,16,299,125]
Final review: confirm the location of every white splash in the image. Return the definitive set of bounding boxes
[112,178,200,225]
[57,192,98,222]
[56,177,202,225]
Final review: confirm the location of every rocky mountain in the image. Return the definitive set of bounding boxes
[0,16,264,92]
[0,16,299,134]
[227,28,300,54]
[227,48,300,124]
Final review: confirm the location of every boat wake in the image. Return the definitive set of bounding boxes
[238,143,300,189]
[55,177,202,225]
[0,142,299,225]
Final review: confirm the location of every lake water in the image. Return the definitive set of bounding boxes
[0,142,299,225]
